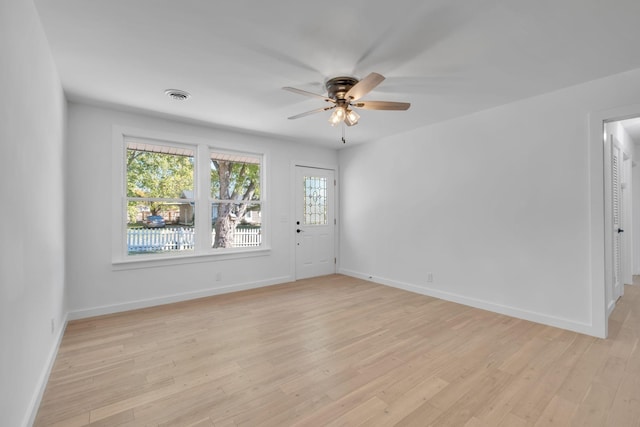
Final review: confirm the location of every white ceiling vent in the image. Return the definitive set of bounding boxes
[164,89,191,101]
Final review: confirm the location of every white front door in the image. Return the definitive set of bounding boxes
[295,166,335,279]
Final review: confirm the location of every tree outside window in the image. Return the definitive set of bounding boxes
[210,152,262,249]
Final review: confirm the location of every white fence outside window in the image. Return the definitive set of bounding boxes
[127,227,261,253]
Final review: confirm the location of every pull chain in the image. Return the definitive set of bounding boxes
[341,122,346,144]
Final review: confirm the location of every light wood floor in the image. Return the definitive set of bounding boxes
[35,275,640,426]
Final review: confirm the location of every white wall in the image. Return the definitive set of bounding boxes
[66,103,337,317]
[0,1,67,426]
[339,67,640,337]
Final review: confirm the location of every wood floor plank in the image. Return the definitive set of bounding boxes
[497,413,529,427]
[324,396,387,427]
[533,395,578,426]
[555,339,612,404]
[606,371,640,427]
[367,376,449,427]
[570,382,618,427]
[33,275,640,426]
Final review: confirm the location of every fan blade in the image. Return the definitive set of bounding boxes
[352,101,410,111]
[354,3,488,75]
[282,87,334,103]
[288,106,335,120]
[345,72,385,101]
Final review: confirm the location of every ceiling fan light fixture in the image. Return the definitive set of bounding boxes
[328,107,346,126]
[283,72,410,139]
[344,109,360,126]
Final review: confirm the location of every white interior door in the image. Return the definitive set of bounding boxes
[605,132,626,316]
[611,139,624,300]
[295,166,335,279]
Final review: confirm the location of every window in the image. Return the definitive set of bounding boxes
[210,151,262,249]
[117,134,265,262]
[126,141,195,256]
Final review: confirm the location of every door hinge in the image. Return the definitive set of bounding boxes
[334,218,336,225]
[334,179,336,186]
[334,257,337,264]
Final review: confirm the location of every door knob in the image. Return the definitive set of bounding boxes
[618,228,624,233]
[296,229,304,233]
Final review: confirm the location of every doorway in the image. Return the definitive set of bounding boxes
[294,166,336,280]
[603,118,638,318]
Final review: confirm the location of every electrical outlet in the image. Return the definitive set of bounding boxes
[427,272,433,283]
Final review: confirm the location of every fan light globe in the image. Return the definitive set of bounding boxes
[329,107,346,126]
[345,109,360,126]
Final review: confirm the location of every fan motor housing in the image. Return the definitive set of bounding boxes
[325,76,358,101]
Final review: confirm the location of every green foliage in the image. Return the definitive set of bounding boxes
[126,203,139,224]
[127,149,194,215]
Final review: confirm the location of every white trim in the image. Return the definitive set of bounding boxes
[340,269,596,337]
[67,275,293,320]
[604,133,616,322]
[112,247,271,270]
[588,111,607,338]
[607,298,616,318]
[23,312,68,427]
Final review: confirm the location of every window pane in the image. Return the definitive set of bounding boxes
[303,176,327,225]
[211,202,261,248]
[210,152,260,200]
[127,201,195,255]
[127,143,194,199]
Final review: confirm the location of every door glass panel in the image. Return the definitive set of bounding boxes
[303,176,327,225]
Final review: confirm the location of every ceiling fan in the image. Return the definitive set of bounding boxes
[283,72,410,127]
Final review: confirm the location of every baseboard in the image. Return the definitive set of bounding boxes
[607,299,616,318]
[339,268,597,337]
[67,275,293,320]
[23,311,68,427]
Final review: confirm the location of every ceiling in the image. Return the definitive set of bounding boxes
[33,0,640,148]
[619,118,640,145]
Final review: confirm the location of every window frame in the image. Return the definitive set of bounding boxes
[209,148,263,250]
[111,126,270,269]
[125,139,196,257]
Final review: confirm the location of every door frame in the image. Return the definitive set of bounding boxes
[621,151,634,285]
[589,104,640,338]
[290,160,339,280]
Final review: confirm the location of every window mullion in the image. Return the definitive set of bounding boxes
[195,144,211,252]
[126,197,195,204]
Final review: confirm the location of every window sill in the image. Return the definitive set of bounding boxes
[112,247,271,271]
